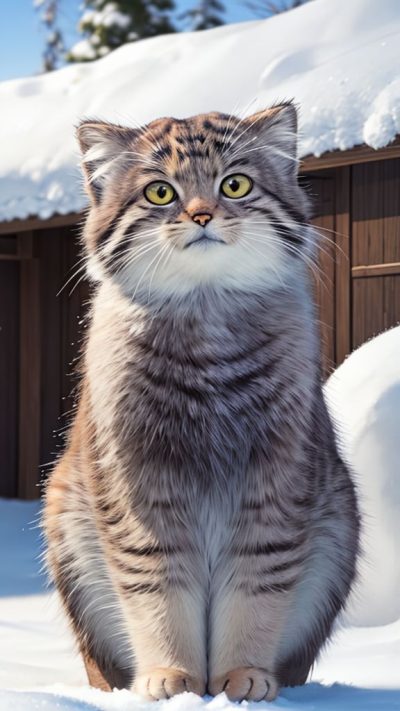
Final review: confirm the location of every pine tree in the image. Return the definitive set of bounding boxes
[180,0,225,31]
[67,0,176,63]
[34,0,65,71]
[247,0,312,16]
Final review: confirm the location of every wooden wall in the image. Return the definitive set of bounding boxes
[307,157,400,375]
[0,226,89,499]
[0,155,399,498]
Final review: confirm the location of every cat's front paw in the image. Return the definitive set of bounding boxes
[209,666,279,702]
[133,667,205,700]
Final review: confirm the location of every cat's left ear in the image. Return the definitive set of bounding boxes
[243,103,299,176]
[76,120,138,204]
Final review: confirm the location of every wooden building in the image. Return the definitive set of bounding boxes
[1,140,400,500]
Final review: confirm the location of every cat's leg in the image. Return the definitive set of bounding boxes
[207,480,314,703]
[114,547,207,699]
[105,518,208,700]
[111,560,207,700]
[207,549,295,702]
[44,454,133,690]
[208,471,358,701]
[274,475,359,687]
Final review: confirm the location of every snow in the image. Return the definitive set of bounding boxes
[324,326,400,628]
[80,5,131,29]
[69,39,98,61]
[1,328,400,709]
[1,0,400,222]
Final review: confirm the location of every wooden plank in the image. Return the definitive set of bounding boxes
[351,158,400,349]
[334,167,351,365]
[18,233,41,498]
[352,159,400,265]
[37,228,64,476]
[353,275,400,348]
[0,212,82,236]
[306,169,336,376]
[352,262,400,278]
[301,138,400,172]
[384,276,400,332]
[0,261,19,497]
[60,227,89,424]
[0,235,17,254]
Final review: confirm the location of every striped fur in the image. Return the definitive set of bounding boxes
[44,104,359,702]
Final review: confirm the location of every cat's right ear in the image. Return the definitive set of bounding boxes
[76,120,137,204]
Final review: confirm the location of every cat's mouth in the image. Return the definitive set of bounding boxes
[184,232,226,249]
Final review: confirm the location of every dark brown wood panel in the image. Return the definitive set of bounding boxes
[352,275,400,350]
[306,170,337,375]
[60,226,89,423]
[334,167,351,365]
[0,261,19,497]
[352,158,400,266]
[383,276,400,334]
[351,158,400,349]
[37,227,64,475]
[36,225,89,486]
[18,255,41,499]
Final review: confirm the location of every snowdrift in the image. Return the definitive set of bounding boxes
[325,325,400,627]
[1,0,400,222]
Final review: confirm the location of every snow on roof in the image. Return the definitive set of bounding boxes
[1,0,400,223]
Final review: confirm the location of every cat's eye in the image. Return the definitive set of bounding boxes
[144,181,176,206]
[220,174,253,199]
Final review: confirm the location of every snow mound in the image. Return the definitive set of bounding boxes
[325,326,400,627]
[2,682,400,711]
[1,0,400,222]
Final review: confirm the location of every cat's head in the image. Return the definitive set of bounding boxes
[78,103,311,298]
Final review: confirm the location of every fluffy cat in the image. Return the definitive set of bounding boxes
[44,103,359,702]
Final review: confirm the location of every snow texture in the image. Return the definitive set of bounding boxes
[1,0,400,222]
[325,325,400,628]
[1,327,400,708]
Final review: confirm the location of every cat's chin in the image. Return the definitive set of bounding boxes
[113,242,297,301]
[184,234,226,249]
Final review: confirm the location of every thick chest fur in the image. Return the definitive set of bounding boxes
[87,282,317,503]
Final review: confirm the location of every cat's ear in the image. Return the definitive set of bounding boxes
[243,103,299,176]
[76,120,137,204]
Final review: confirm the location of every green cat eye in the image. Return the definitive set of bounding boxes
[144,181,176,206]
[220,174,253,199]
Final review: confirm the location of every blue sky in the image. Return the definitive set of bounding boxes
[0,1,258,82]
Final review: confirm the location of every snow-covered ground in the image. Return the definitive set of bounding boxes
[1,327,400,709]
[2,0,400,221]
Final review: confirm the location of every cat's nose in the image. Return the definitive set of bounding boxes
[192,213,213,227]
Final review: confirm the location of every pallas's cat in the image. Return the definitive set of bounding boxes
[44,104,359,702]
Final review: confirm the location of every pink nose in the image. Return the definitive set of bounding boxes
[192,213,212,227]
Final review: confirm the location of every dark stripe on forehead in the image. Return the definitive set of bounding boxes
[152,144,172,160]
[185,133,206,145]
[225,157,252,170]
[185,147,210,159]
[212,139,229,152]
[141,166,170,176]
[202,119,232,135]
